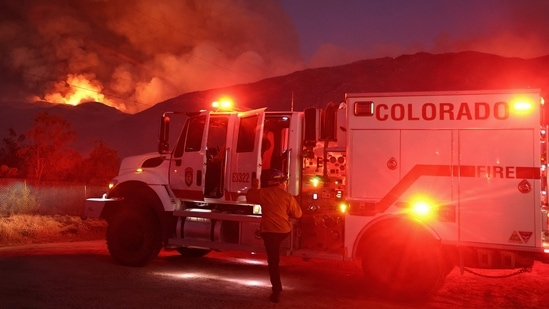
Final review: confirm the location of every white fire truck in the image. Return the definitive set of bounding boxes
[84,89,549,299]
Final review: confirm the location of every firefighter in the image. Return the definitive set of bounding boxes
[246,169,302,303]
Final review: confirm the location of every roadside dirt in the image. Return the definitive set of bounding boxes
[1,240,548,308]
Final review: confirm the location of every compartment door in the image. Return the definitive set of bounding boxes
[348,129,400,200]
[458,129,537,247]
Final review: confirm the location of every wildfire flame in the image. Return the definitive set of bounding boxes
[44,74,117,109]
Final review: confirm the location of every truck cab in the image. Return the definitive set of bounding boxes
[162,109,302,204]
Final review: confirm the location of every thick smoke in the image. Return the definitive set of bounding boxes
[0,0,303,113]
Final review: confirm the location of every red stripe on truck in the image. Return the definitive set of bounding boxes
[350,164,540,215]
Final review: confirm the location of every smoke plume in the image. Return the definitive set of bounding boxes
[0,0,303,113]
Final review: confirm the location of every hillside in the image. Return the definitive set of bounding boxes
[1,51,548,158]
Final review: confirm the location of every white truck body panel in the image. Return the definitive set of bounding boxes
[345,89,543,254]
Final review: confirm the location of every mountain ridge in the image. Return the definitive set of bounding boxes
[1,51,548,158]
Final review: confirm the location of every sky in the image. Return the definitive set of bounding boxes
[282,0,549,67]
[0,0,548,113]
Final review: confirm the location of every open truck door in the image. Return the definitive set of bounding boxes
[225,108,265,201]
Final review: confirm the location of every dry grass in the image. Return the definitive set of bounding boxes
[0,214,107,246]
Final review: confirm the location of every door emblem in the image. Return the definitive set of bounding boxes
[185,167,193,187]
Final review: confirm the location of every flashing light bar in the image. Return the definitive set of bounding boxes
[212,97,234,110]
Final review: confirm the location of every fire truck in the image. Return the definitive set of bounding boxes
[84,89,549,299]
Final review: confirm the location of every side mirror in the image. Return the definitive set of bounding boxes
[323,102,337,141]
[303,107,318,147]
[158,115,170,154]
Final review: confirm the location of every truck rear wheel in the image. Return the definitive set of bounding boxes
[106,208,162,267]
[361,222,445,300]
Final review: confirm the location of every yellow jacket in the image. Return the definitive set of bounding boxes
[246,186,302,233]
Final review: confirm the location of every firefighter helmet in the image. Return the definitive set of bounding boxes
[268,169,287,186]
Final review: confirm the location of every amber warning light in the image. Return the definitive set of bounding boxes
[513,101,532,110]
[511,97,534,115]
[212,97,234,110]
[405,195,437,220]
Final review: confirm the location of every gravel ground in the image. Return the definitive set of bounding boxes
[1,240,549,308]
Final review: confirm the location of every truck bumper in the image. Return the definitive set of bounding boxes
[83,197,116,219]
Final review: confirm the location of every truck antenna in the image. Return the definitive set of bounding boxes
[291,91,294,112]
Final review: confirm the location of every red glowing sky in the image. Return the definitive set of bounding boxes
[0,0,547,113]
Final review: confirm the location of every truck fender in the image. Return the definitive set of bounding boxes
[114,168,169,188]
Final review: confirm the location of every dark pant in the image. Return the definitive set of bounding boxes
[261,232,290,292]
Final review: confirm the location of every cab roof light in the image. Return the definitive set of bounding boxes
[212,97,234,111]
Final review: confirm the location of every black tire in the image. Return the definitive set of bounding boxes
[176,247,211,257]
[361,221,445,300]
[106,208,162,267]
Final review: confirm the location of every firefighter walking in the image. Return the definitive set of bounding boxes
[246,170,302,303]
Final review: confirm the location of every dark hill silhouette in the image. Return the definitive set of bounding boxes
[1,51,548,158]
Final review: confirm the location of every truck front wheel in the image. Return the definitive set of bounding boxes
[106,208,162,267]
[360,222,445,300]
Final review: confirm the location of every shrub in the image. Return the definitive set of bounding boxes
[0,180,37,216]
[0,179,107,216]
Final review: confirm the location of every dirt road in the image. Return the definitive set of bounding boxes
[1,240,548,308]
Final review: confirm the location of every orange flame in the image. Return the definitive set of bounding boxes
[44,74,115,107]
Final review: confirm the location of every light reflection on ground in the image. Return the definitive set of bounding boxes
[156,271,272,288]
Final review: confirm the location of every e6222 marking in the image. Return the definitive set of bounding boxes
[232,172,250,183]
